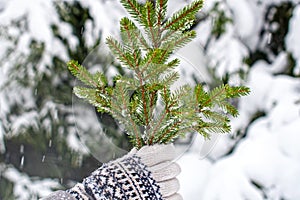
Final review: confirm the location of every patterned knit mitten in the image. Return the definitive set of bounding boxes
[67,144,182,200]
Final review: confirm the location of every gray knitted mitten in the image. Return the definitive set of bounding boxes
[67,144,182,200]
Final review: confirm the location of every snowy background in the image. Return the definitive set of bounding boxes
[0,0,300,199]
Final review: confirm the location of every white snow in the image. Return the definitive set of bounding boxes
[286,5,300,76]
[3,166,61,199]
[178,151,212,199]
[179,50,300,200]
[80,0,125,41]
[207,29,249,77]
[226,0,260,49]
[177,0,300,198]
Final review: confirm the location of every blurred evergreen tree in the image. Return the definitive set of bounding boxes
[0,1,127,199]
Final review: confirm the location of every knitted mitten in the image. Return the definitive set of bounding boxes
[41,191,75,200]
[67,144,182,200]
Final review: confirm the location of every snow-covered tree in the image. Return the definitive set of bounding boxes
[178,1,300,199]
[0,1,125,199]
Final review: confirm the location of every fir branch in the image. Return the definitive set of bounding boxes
[160,124,194,143]
[141,49,165,70]
[68,0,250,148]
[129,83,160,127]
[148,104,168,144]
[225,85,250,98]
[148,85,160,117]
[222,101,238,117]
[106,37,137,69]
[161,30,196,52]
[93,72,109,88]
[146,48,173,67]
[150,85,192,143]
[111,82,143,148]
[120,0,144,24]
[199,84,226,109]
[120,17,149,50]
[147,86,169,144]
[67,60,99,88]
[144,1,158,47]
[157,48,171,64]
[73,86,111,113]
[156,0,167,27]
[160,29,179,47]
[140,84,149,125]
[118,76,140,90]
[158,71,180,86]
[202,109,229,123]
[196,121,231,135]
[154,118,181,143]
[120,17,139,49]
[163,0,203,31]
[143,62,175,81]
[195,84,209,104]
[208,85,227,107]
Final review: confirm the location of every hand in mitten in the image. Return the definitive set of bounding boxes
[67,144,182,200]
